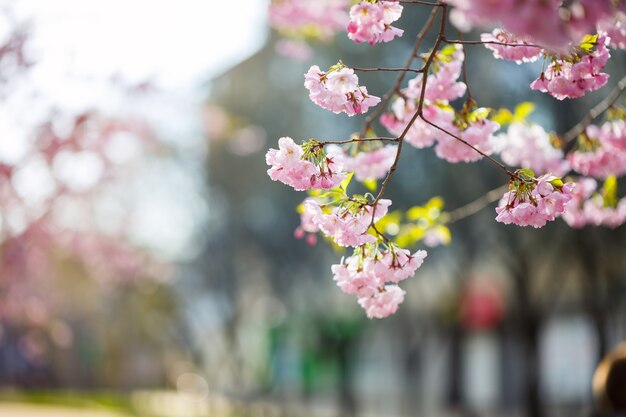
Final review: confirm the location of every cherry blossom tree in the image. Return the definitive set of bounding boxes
[266,0,626,319]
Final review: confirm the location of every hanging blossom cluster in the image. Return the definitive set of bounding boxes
[347,0,404,45]
[265,142,429,317]
[563,177,626,228]
[567,119,626,178]
[266,137,346,190]
[305,63,381,116]
[265,0,626,319]
[496,173,575,228]
[530,35,611,100]
[332,245,427,319]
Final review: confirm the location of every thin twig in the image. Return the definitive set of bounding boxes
[359,6,440,138]
[446,184,509,223]
[420,116,519,180]
[562,74,626,144]
[443,37,542,49]
[352,67,424,74]
[319,137,398,145]
[374,3,449,205]
[400,0,442,5]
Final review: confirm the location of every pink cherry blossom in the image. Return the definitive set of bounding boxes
[597,12,626,50]
[359,285,406,319]
[496,174,575,228]
[268,0,349,42]
[331,243,427,318]
[567,121,626,179]
[404,45,466,103]
[445,0,617,50]
[563,178,626,228]
[305,65,381,116]
[495,123,569,176]
[347,1,404,45]
[342,145,397,182]
[480,29,543,64]
[307,198,391,247]
[266,137,346,190]
[434,117,499,163]
[530,36,611,100]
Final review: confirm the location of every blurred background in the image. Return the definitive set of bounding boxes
[0,1,625,416]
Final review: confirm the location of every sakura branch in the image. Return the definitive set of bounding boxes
[267,0,626,318]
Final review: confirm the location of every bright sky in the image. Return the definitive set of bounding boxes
[12,0,269,89]
[1,0,269,259]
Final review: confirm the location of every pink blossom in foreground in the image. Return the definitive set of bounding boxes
[496,174,574,228]
[563,178,626,228]
[347,1,403,45]
[305,65,381,116]
[445,0,617,50]
[306,198,391,247]
[342,145,397,181]
[266,137,346,190]
[331,244,427,318]
[480,29,543,64]
[530,36,611,100]
[495,123,569,176]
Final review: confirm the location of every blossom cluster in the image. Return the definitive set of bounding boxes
[268,0,348,42]
[340,144,397,182]
[563,177,626,228]
[496,173,574,228]
[495,123,569,176]
[381,45,499,162]
[567,120,626,179]
[347,0,403,45]
[444,0,622,50]
[332,244,427,318]
[530,36,611,100]
[302,198,391,247]
[266,137,345,190]
[305,64,381,116]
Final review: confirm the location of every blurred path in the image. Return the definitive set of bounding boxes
[0,402,134,417]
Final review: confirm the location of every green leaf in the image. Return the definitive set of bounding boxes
[602,175,618,207]
[549,177,564,189]
[579,33,598,53]
[406,205,428,221]
[517,168,535,179]
[362,179,377,192]
[340,172,354,192]
[492,108,514,125]
[469,107,491,122]
[514,102,535,120]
